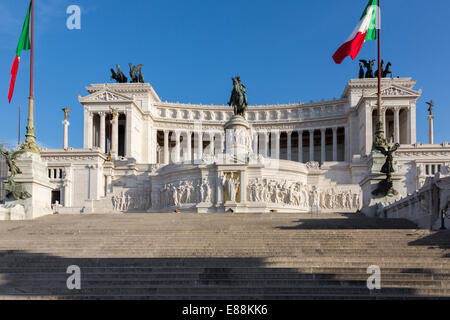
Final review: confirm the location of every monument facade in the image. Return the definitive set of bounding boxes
[10,77,447,218]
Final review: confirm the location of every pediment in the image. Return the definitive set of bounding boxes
[367,84,421,98]
[78,90,133,103]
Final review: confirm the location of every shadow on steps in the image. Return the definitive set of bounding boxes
[0,250,449,300]
[275,213,418,230]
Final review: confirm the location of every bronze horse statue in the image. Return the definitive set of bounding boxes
[227,76,248,117]
[110,65,127,83]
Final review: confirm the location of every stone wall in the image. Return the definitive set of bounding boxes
[381,173,450,229]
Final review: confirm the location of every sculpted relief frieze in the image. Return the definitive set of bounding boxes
[247,178,361,210]
[159,177,214,208]
[112,190,151,212]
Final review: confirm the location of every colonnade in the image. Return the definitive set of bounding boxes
[158,126,346,164]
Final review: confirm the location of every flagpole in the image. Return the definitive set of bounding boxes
[22,0,39,154]
[374,0,385,149]
[18,105,21,147]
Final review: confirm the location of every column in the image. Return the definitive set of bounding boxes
[111,113,118,158]
[252,131,258,155]
[106,175,112,194]
[208,132,214,156]
[240,170,247,204]
[63,181,70,207]
[320,128,326,164]
[151,128,157,164]
[186,131,192,161]
[216,172,224,207]
[410,104,417,144]
[309,129,314,162]
[197,131,203,160]
[125,110,132,157]
[297,130,303,163]
[332,127,338,161]
[393,107,400,144]
[265,132,270,157]
[428,114,434,144]
[99,112,106,153]
[62,119,70,150]
[344,126,349,162]
[287,131,292,160]
[163,130,169,164]
[219,133,225,155]
[174,131,180,163]
[273,131,280,159]
[87,112,93,148]
[382,108,387,135]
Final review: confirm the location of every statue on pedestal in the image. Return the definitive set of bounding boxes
[228,76,248,117]
[372,143,400,197]
[0,148,31,200]
[426,100,434,116]
[62,107,71,120]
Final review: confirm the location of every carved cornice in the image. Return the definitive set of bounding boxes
[41,149,108,162]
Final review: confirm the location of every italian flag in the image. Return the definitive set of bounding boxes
[332,0,378,64]
[8,2,31,103]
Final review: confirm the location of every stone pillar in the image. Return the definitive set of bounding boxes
[151,128,157,164]
[240,170,247,204]
[252,131,258,155]
[344,126,349,162]
[287,131,292,161]
[208,132,214,156]
[382,108,387,135]
[297,130,303,163]
[125,110,132,157]
[216,172,224,207]
[87,112,93,148]
[99,112,106,153]
[265,132,270,157]
[111,113,118,158]
[62,119,70,150]
[63,181,70,207]
[106,175,112,194]
[428,114,434,144]
[163,130,169,164]
[273,131,280,159]
[320,128,326,164]
[197,131,203,160]
[220,133,225,154]
[394,107,400,144]
[174,131,180,163]
[186,131,192,161]
[332,127,338,161]
[309,129,314,162]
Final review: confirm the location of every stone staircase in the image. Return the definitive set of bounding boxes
[0,213,449,299]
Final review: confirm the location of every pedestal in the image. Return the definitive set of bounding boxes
[224,115,252,163]
[360,151,402,217]
[5,152,53,220]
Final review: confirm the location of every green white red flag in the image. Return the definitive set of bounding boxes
[8,2,31,103]
[332,0,378,64]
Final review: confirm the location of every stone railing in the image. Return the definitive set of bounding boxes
[382,173,450,229]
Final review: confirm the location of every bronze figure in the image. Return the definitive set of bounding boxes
[62,107,71,120]
[110,65,128,83]
[228,76,248,117]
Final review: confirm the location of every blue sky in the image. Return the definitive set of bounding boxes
[0,0,449,149]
